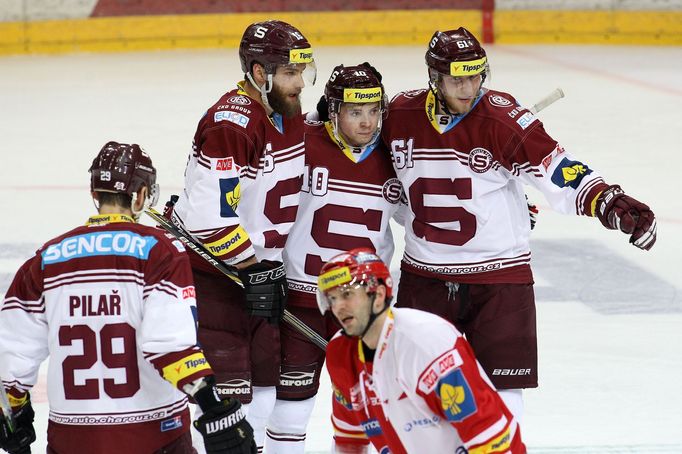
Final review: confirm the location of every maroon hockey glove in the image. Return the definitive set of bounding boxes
[596,185,657,250]
[238,260,288,324]
[194,397,256,454]
[0,396,35,454]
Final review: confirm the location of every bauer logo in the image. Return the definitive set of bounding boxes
[214,110,250,128]
[42,231,157,267]
[468,147,494,173]
[343,87,382,103]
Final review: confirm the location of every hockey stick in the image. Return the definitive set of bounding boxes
[145,208,328,350]
[0,383,16,436]
[529,88,564,114]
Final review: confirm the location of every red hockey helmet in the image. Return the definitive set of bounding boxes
[89,141,159,206]
[324,63,387,117]
[316,248,393,315]
[426,27,488,78]
[239,20,315,75]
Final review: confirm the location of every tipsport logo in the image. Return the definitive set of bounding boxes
[289,48,314,63]
[343,87,382,103]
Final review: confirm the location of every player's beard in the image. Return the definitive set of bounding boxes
[267,85,302,118]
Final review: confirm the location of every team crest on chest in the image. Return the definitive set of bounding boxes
[382,178,403,204]
[468,148,493,173]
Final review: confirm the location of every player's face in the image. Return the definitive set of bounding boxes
[268,63,306,118]
[327,285,373,336]
[438,73,482,115]
[336,102,381,147]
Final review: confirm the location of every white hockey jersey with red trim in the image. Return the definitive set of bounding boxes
[381,88,609,284]
[173,82,304,266]
[327,308,525,453]
[0,215,211,452]
[283,122,402,307]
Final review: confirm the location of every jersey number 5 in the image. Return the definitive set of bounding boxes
[60,323,140,400]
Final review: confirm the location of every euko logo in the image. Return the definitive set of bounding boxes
[42,231,157,267]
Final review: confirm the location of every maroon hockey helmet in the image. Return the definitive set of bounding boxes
[316,248,393,315]
[324,63,387,117]
[239,20,314,75]
[426,27,488,78]
[89,141,159,206]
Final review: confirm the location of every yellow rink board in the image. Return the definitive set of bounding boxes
[0,9,679,55]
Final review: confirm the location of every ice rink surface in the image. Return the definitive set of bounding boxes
[1,43,681,453]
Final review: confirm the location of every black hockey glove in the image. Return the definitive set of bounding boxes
[596,185,657,250]
[238,260,287,324]
[194,398,256,454]
[0,397,35,454]
[359,61,383,82]
[316,95,330,122]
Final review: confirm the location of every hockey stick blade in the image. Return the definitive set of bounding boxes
[529,88,565,114]
[145,209,328,350]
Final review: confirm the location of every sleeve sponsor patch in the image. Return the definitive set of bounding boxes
[204,226,249,258]
[418,349,463,394]
[214,110,250,128]
[161,352,211,387]
[550,157,593,189]
[219,178,241,217]
[437,368,477,422]
[516,111,537,130]
[214,157,233,171]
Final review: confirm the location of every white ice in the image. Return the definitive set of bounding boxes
[1,43,681,453]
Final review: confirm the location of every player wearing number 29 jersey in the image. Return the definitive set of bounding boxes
[382,27,657,424]
[0,142,257,454]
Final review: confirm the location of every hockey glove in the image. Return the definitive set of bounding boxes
[0,396,35,454]
[359,61,383,82]
[596,185,657,250]
[194,398,256,454]
[238,260,287,324]
[316,95,330,122]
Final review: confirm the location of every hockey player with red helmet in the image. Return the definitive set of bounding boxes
[0,141,256,454]
[264,64,403,453]
[168,20,316,452]
[381,27,657,423]
[320,248,525,453]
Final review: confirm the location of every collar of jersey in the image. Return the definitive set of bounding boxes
[425,89,483,134]
[237,80,285,134]
[358,308,394,364]
[324,121,379,163]
[86,213,135,226]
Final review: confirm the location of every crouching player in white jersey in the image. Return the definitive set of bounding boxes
[0,142,256,454]
[381,27,658,423]
[318,248,525,453]
[263,64,403,453]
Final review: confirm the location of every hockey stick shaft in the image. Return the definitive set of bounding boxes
[145,209,328,350]
[529,88,564,114]
[0,382,15,434]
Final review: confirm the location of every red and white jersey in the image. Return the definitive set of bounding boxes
[382,88,608,284]
[327,308,525,453]
[0,215,212,452]
[173,82,305,267]
[283,121,403,307]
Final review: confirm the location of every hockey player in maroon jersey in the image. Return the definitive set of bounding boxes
[381,27,657,422]
[0,142,256,454]
[319,248,525,453]
[168,20,316,452]
[263,64,403,453]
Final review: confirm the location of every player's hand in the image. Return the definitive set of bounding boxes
[194,398,257,454]
[238,260,287,324]
[596,185,657,250]
[359,61,383,82]
[0,397,35,454]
